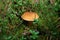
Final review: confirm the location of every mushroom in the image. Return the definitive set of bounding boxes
[21,12,39,26]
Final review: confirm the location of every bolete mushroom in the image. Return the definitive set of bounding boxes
[21,12,39,26]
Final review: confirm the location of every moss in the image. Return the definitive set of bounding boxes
[0,0,60,40]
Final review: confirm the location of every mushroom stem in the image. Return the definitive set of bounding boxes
[27,21,33,26]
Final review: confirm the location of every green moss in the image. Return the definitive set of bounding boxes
[0,0,60,40]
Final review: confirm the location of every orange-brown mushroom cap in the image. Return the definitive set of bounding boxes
[21,12,39,21]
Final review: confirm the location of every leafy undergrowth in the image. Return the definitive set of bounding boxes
[0,0,60,40]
